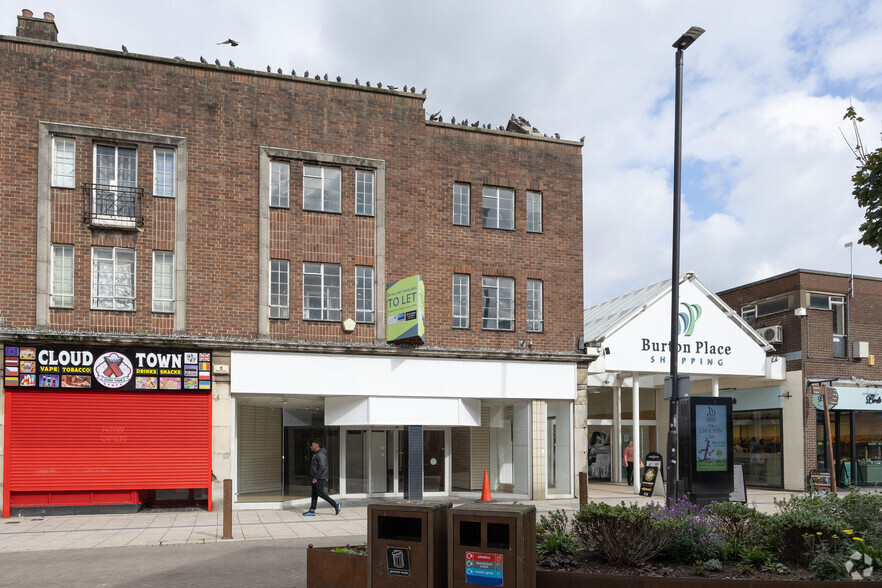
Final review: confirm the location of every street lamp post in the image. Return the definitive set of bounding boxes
[666,26,704,503]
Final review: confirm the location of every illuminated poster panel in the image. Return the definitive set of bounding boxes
[695,402,729,472]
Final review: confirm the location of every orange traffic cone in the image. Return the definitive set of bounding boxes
[479,469,494,502]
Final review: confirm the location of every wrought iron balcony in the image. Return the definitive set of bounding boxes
[82,183,144,229]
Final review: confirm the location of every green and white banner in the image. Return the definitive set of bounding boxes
[386,275,425,343]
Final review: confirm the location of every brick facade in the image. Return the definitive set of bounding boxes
[0,12,585,510]
[0,14,583,352]
[718,269,882,481]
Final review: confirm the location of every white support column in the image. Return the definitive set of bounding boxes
[712,375,719,397]
[632,373,641,494]
[612,385,622,483]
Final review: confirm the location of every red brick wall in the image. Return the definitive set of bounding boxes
[0,36,583,353]
[718,270,882,475]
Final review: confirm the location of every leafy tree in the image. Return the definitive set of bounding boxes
[843,106,882,262]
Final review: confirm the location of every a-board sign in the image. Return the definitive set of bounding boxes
[386,546,411,577]
[465,551,503,586]
[639,466,659,497]
[645,451,664,481]
[809,469,833,495]
[729,463,747,503]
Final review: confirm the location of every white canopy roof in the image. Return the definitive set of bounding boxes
[584,273,776,378]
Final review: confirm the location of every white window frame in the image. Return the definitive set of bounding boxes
[453,183,470,226]
[809,293,844,311]
[482,276,515,331]
[756,296,789,317]
[527,279,544,332]
[303,262,341,321]
[52,137,76,188]
[153,148,175,197]
[526,191,542,233]
[50,244,74,308]
[482,186,514,230]
[453,274,470,329]
[741,305,757,326]
[270,259,290,319]
[303,165,342,213]
[92,144,138,226]
[270,160,290,208]
[152,251,175,313]
[830,295,846,337]
[355,170,374,216]
[355,266,374,323]
[91,246,136,311]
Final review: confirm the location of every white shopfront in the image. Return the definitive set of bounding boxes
[228,351,577,507]
[583,275,786,492]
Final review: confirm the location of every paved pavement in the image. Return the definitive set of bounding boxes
[0,483,873,587]
[0,482,832,554]
[0,482,824,554]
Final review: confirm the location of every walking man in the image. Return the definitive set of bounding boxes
[304,440,342,516]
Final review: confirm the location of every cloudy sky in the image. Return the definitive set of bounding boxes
[9,0,882,306]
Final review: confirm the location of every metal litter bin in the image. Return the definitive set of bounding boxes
[448,503,535,588]
[368,501,451,587]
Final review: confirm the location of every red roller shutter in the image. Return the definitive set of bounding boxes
[4,390,211,513]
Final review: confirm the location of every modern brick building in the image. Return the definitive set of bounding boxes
[718,269,882,489]
[0,10,585,516]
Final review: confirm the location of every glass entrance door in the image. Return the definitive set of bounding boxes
[344,428,397,496]
[371,430,394,495]
[423,429,447,493]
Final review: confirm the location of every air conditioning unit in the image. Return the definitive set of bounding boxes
[758,325,783,344]
[854,341,869,359]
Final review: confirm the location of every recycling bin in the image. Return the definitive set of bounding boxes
[368,501,452,587]
[448,503,535,588]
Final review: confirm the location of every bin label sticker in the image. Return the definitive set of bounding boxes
[465,551,503,586]
[386,546,410,577]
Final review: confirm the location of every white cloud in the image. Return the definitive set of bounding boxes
[14,0,882,308]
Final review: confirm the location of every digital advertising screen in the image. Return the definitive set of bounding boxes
[694,401,729,472]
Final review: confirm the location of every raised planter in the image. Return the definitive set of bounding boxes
[536,570,848,588]
[306,545,368,588]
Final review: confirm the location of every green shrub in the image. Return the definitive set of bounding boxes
[746,548,773,569]
[536,509,570,543]
[650,498,724,563]
[739,548,788,574]
[809,551,849,581]
[767,495,847,564]
[842,489,882,538]
[537,527,579,569]
[707,500,769,548]
[536,510,578,569]
[331,543,367,556]
[573,502,672,566]
[721,538,748,562]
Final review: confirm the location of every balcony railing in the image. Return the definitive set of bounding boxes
[82,182,144,229]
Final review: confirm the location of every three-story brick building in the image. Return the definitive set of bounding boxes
[0,10,585,516]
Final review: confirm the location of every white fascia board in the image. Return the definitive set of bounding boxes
[231,351,576,400]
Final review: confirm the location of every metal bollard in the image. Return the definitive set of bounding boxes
[578,471,588,506]
[222,479,233,539]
